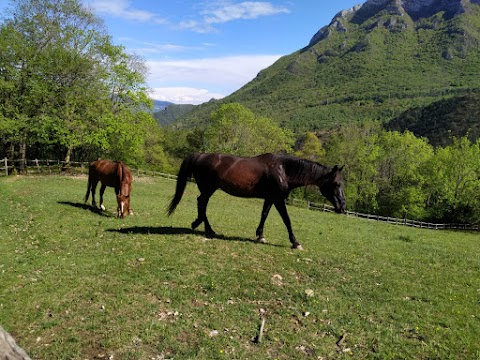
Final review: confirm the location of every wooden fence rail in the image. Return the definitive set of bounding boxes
[1,158,478,231]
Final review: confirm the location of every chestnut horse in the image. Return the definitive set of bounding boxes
[167,153,346,249]
[84,159,133,218]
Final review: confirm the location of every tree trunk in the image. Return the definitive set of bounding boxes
[7,143,15,159]
[62,146,73,171]
[18,139,27,174]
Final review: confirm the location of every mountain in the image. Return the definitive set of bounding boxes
[154,103,196,126]
[175,0,480,134]
[152,100,174,112]
[385,90,480,146]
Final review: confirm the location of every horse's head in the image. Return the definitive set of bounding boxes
[116,193,130,218]
[116,180,132,218]
[319,165,346,214]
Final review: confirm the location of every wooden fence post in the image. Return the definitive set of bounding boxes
[4,158,7,176]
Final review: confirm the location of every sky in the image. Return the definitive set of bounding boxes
[1,0,363,105]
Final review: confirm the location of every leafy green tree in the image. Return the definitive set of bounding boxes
[294,132,326,161]
[0,18,47,166]
[0,0,155,164]
[376,131,433,219]
[203,103,293,156]
[425,136,480,223]
[324,122,382,213]
[142,125,172,172]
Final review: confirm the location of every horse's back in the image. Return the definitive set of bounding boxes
[88,159,122,187]
[194,153,274,197]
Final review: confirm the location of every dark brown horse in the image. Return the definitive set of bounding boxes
[84,159,133,218]
[167,153,346,249]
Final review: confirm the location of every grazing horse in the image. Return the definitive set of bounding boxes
[84,159,133,218]
[167,153,346,249]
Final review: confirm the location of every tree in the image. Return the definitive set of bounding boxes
[203,103,293,156]
[142,125,172,172]
[0,0,155,164]
[425,136,480,223]
[294,132,326,161]
[376,131,433,219]
[0,19,45,167]
[324,122,382,213]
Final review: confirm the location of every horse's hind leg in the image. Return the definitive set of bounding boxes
[192,191,216,238]
[99,184,107,211]
[274,200,302,250]
[256,200,273,243]
[90,180,99,208]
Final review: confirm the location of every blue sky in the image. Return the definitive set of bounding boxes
[1,0,363,104]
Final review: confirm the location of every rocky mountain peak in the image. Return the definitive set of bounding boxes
[309,0,480,46]
[359,0,477,20]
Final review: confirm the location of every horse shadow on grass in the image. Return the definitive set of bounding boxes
[58,201,116,218]
[106,226,285,248]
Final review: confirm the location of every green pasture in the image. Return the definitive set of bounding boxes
[0,175,479,359]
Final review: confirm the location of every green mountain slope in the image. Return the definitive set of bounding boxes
[386,90,480,146]
[154,104,196,126]
[176,0,480,133]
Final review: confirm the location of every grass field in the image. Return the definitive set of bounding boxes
[0,174,479,359]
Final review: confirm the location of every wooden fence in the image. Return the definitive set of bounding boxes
[0,158,89,175]
[1,158,478,231]
[286,198,479,231]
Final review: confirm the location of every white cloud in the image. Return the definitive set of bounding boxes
[149,87,225,105]
[86,0,168,24]
[180,1,290,33]
[86,1,290,33]
[146,54,281,104]
[129,42,200,56]
[202,1,290,24]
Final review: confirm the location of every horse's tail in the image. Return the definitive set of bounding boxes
[167,154,196,216]
[84,176,91,203]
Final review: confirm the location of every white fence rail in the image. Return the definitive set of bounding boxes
[1,157,478,231]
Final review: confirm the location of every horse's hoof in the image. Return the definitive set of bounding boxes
[257,237,267,244]
[205,232,215,239]
[191,219,201,230]
[100,204,106,211]
[292,244,304,250]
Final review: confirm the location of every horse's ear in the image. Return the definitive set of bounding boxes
[332,165,344,172]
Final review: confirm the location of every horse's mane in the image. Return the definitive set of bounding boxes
[277,155,331,184]
[117,161,130,183]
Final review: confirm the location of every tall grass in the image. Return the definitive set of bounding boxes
[0,175,479,359]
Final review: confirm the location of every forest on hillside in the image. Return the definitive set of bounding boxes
[1,0,480,224]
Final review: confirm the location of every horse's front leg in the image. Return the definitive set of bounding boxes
[127,197,133,215]
[115,188,123,218]
[274,200,302,250]
[99,184,107,211]
[256,200,273,243]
